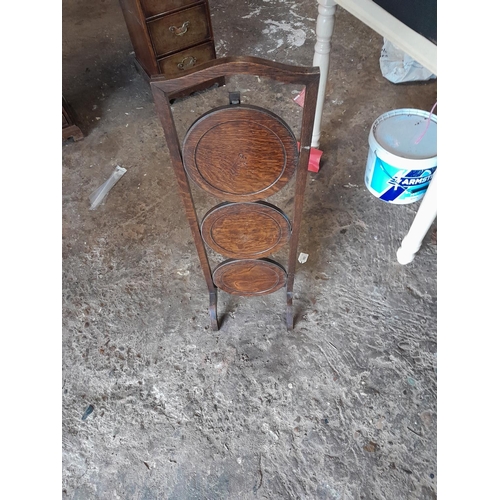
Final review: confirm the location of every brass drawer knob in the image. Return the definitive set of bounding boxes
[177,56,197,70]
[169,21,190,36]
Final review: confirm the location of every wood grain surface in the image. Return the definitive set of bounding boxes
[157,42,216,76]
[201,201,291,259]
[141,0,200,19]
[212,259,287,296]
[182,105,298,202]
[148,3,210,58]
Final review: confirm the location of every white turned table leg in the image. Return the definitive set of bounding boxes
[397,171,438,265]
[312,0,337,149]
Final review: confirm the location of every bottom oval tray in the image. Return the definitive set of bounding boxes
[212,259,287,296]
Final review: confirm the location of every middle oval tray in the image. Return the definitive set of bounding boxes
[201,201,291,259]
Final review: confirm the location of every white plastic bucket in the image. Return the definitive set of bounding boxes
[364,108,437,204]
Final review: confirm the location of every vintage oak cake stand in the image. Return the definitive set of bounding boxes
[150,56,319,330]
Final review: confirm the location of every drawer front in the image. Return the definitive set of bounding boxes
[157,41,215,77]
[140,0,200,19]
[148,4,210,57]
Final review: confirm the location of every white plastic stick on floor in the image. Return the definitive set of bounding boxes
[89,165,127,210]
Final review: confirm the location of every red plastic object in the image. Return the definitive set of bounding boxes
[307,146,323,172]
[293,88,306,107]
[297,141,323,172]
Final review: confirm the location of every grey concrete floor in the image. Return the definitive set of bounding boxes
[62,1,437,498]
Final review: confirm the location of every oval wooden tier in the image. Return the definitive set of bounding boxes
[200,201,291,259]
[182,105,298,202]
[212,258,287,296]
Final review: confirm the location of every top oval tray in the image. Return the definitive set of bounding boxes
[182,105,298,202]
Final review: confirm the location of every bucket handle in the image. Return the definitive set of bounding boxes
[415,101,437,145]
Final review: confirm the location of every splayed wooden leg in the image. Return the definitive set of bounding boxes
[209,290,219,331]
[286,291,294,331]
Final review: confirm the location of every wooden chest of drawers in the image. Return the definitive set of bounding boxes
[118,0,223,95]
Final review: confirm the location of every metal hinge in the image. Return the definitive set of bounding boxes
[229,92,240,105]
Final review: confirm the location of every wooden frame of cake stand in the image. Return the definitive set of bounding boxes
[151,56,320,330]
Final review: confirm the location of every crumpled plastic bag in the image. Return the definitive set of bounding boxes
[89,165,127,210]
[379,38,436,83]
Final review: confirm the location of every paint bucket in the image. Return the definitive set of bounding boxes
[364,108,437,204]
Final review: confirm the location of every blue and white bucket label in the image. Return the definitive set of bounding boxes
[365,149,436,204]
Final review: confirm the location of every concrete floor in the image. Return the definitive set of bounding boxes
[62,1,437,498]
